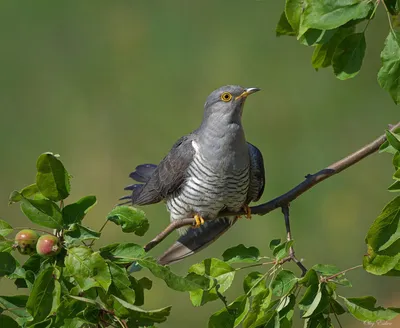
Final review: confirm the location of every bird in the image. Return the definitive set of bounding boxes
[120,85,265,265]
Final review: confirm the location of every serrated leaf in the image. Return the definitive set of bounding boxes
[243,288,273,328]
[341,296,399,322]
[273,240,294,261]
[64,224,100,246]
[303,283,331,318]
[0,219,12,237]
[271,270,297,297]
[108,262,136,304]
[332,33,366,80]
[208,295,250,328]
[378,31,400,104]
[9,184,45,204]
[0,295,30,320]
[312,26,356,69]
[189,258,235,306]
[243,271,266,296]
[107,206,149,236]
[222,244,260,264]
[26,267,55,322]
[62,196,97,225]
[100,243,146,265]
[0,315,19,328]
[112,295,171,324]
[366,196,400,253]
[0,252,16,277]
[36,152,70,201]
[302,0,373,30]
[65,246,111,292]
[285,0,306,33]
[20,198,63,229]
[276,11,296,37]
[363,246,400,275]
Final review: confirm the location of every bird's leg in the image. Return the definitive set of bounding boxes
[243,204,252,219]
[193,214,205,228]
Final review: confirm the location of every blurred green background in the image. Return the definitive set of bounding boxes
[0,1,399,327]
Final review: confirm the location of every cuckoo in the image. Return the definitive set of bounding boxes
[121,85,265,265]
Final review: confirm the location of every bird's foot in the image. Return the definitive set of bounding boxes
[193,214,205,228]
[243,205,252,220]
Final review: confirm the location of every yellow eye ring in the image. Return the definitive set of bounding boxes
[220,92,233,102]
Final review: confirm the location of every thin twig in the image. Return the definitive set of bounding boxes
[144,121,400,253]
[321,264,363,282]
[381,0,396,34]
[88,220,109,247]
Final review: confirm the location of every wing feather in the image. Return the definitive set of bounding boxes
[247,142,265,203]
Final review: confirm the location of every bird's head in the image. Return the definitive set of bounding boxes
[203,85,260,125]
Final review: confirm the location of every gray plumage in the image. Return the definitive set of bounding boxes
[122,85,265,265]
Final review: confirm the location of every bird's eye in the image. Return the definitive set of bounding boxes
[220,92,233,102]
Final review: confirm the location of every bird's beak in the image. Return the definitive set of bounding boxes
[235,87,261,100]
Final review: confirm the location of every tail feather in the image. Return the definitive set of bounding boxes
[157,217,238,265]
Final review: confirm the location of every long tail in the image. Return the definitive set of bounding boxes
[157,217,238,265]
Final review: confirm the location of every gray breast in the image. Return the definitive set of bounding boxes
[166,151,250,221]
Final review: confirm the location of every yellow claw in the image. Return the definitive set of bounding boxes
[243,205,252,220]
[194,214,205,228]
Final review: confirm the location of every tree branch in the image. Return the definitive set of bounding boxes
[144,122,400,253]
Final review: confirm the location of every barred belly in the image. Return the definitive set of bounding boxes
[166,153,250,221]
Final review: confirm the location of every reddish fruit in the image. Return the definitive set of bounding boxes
[14,229,39,255]
[36,235,61,257]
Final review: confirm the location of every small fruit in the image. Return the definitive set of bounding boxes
[15,229,39,255]
[36,234,61,257]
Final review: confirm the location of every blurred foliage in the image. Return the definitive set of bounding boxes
[0,1,400,327]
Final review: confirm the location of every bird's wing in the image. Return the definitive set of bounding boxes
[130,135,196,206]
[247,142,265,203]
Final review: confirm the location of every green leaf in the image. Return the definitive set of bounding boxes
[65,246,111,292]
[269,239,281,250]
[112,295,171,324]
[129,276,150,306]
[276,12,296,37]
[208,295,250,328]
[243,289,273,328]
[108,262,136,304]
[388,180,400,192]
[0,239,14,253]
[26,267,55,322]
[386,130,400,152]
[312,264,341,275]
[366,196,400,253]
[378,31,400,104]
[273,240,294,261]
[189,258,235,306]
[384,0,400,15]
[0,315,19,328]
[312,26,355,69]
[52,299,86,327]
[107,206,149,236]
[303,283,331,318]
[342,296,399,322]
[36,152,70,201]
[0,295,30,320]
[0,252,16,277]
[243,271,266,296]
[64,224,100,246]
[0,220,12,237]
[271,270,298,297]
[299,29,336,47]
[62,196,97,225]
[285,0,306,34]
[100,242,146,265]
[302,0,373,30]
[330,299,346,315]
[222,244,260,264]
[20,198,63,230]
[9,184,45,204]
[51,279,61,315]
[299,269,319,287]
[332,33,366,80]
[363,246,400,275]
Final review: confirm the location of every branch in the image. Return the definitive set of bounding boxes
[144,122,400,252]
